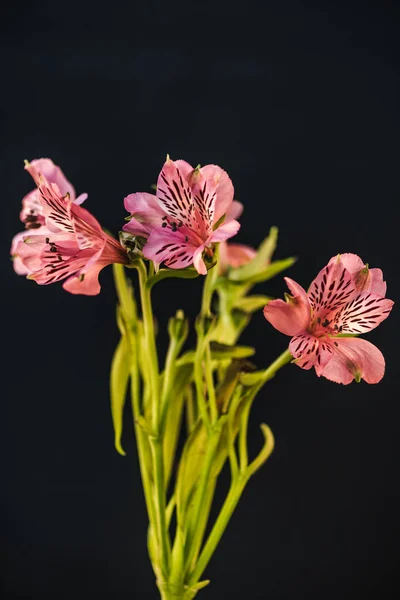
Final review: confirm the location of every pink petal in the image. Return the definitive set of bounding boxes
[209,219,241,242]
[25,158,78,200]
[74,193,88,206]
[289,333,334,375]
[11,228,52,275]
[20,189,46,229]
[198,165,234,223]
[330,292,394,334]
[123,192,166,237]
[219,241,257,271]
[329,253,387,296]
[143,228,199,270]
[171,159,194,180]
[308,257,356,319]
[366,269,387,296]
[156,159,197,228]
[224,200,244,222]
[38,181,103,248]
[263,277,311,336]
[62,262,104,296]
[329,253,364,273]
[321,337,385,384]
[193,245,207,275]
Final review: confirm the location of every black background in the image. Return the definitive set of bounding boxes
[1,1,400,598]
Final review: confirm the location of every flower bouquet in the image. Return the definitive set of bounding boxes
[11,157,394,599]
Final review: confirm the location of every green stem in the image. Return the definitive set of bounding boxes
[184,427,221,572]
[136,261,160,429]
[112,263,137,322]
[188,476,247,587]
[150,436,171,576]
[136,261,170,578]
[259,348,293,386]
[204,344,218,424]
[188,348,293,587]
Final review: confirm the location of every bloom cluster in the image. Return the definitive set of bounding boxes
[12,157,393,384]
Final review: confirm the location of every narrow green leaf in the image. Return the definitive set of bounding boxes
[146,267,199,288]
[228,227,279,281]
[176,343,255,366]
[239,370,267,386]
[110,335,131,456]
[233,294,272,313]
[209,341,255,359]
[231,257,296,285]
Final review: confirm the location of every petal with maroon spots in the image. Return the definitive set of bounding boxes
[194,165,234,223]
[143,228,199,271]
[330,254,387,296]
[156,159,196,229]
[263,277,311,336]
[62,262,104,296]
[11,227,54,275]
[308,258,356,320]
[20,190,46,228]
[330,292,394,334]
[321,337,385,384]
[69,202,104,250]
[289,333,334,375]
[25,158,78,199]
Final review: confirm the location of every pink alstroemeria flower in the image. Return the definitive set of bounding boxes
[123,157,241,275]
[14,175,128,295]
[11,158,87,275]
[263,254,394,384]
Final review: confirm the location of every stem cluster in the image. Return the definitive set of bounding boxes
[112,262,292,599]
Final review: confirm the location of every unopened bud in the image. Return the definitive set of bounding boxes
[168,309,189,343]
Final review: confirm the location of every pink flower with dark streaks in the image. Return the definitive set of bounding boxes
[11,158,87,275]
[263,254,394,384]
[14,175,128,295]
[123,157,241,275]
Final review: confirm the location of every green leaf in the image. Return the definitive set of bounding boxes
[233,294,272,313]
[239,370,268,386]
[176,343,255,366]
[110,335,131,456]
[231,257,297,285]
[146,267,199,289]
[209,341,255,359]
[228,227,279,282]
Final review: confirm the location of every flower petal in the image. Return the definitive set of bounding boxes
[143,228,199,270]
[198,165,234,223]
[209,219,240,242]
[308,257,356,320]
[289,333,334,374]
[224,200,243,222]
[219,241,257,271]
[25,158,78,200]
[330,254,387,295]
[156,159,196,228]
[263,277,311,336]
[330,292,394,334]
[20,190,46,229]
[124,192,166,236]
[321,337,385,384]
[62,262,104,296]
[193,245,207,275]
